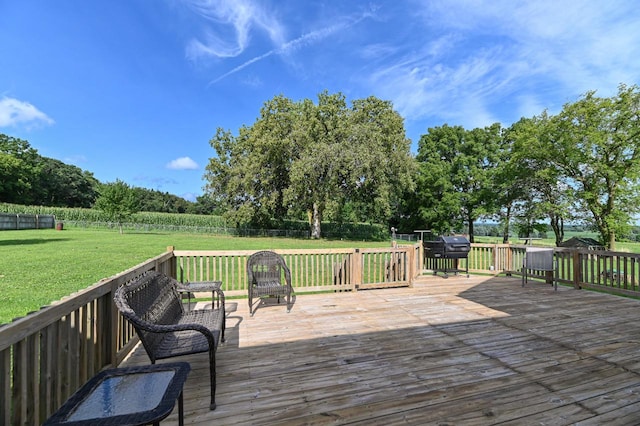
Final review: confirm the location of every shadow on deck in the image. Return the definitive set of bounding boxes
[122,274,640,425]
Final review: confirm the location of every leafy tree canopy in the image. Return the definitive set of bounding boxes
[538,84,640,249]
[204,91,415,238]
[411,123,501,242]
[94,180,139,233]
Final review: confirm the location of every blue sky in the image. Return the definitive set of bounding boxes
[2,1,640,202]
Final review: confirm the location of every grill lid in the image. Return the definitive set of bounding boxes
[424,235,471,258]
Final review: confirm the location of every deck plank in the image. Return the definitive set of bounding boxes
[121,275,640,425]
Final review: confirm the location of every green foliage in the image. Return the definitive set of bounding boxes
[0,134,40,204]
[539,84,640,249]
[409,124,500,241]
[94,180,139,233]
[0,133,100,206]
[133,187,193,213]
[35,157,99,207]
[204,91,415,239]
[501,114,573,246]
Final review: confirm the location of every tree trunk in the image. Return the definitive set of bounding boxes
[467,215,475,243]
[310,202,322,239]
[502,205,511,244]
[609,232,616,251]
[550,214,564,247]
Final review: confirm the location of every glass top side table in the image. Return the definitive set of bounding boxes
[43,362,190,426]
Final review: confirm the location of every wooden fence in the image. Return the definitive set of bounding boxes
[4,242,640,425]
[0,213,56,230]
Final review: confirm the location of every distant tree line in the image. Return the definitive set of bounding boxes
[0,133,215,215]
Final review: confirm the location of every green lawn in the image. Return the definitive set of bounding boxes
[0,227,389,324]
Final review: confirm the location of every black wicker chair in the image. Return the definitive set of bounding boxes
[247,250,293,316]
[113,271,225,410]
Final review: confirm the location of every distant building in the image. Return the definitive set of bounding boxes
[559,237,605,250]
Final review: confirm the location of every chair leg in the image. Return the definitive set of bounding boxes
[209,350,216,410]
[221,309,226,342]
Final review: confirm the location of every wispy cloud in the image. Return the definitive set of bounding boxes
[208,9,373,85]
[370,0,640,129]
[0,96,54,128]
[184,0,285,60]
[166,156,199,170]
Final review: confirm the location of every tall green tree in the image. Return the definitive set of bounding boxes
[503,114,575,246]
[94,180,139,234]
[344,96,416,224]
[540,84,640,249]
[204,91,414,238]
[414,124,501,242]
[286,92,350,238]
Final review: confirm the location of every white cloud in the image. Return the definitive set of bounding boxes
[184,0,285,60]
[368,0,640,129]
[0,96,54,128]
[166,156,199,170]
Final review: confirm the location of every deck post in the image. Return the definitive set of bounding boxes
[166,246,177,279]
[573,249,581,289]
[408,244,415,287]
[352,249,362,291]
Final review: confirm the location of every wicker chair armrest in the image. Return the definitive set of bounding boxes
[282,262,292,286]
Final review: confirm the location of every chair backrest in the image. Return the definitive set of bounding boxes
[114,271,184,356]
[524,247,555,271]
[247,250,291,286]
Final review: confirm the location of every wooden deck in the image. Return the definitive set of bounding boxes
[122,274,640,425]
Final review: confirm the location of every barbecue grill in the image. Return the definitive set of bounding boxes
[423,235,470,277]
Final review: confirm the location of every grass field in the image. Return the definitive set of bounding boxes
[0,227,390,324]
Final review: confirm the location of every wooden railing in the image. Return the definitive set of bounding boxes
[5,242,640,425]
[173,246,418,295]
[462,244,640,297]
[0,250,176,426]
